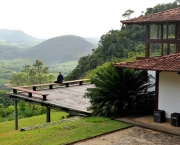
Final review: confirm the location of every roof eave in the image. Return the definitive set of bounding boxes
[120,20,180,25]
[114,65,179,72]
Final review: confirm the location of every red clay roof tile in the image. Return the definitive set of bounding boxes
[121,7,180,24]
[113,53,180,72]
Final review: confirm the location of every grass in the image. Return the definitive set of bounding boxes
[0,111,68,134]
[0,113,132,145]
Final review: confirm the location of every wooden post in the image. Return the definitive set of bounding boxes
[28,93,32,97]
[46,107,50,123]
[161,23,163,56]
[49,85,53,89]
[155,71,159,110]
[33,86,36,91]
[42,95,47,101]
[175,22,178,40]
[14,100,18,130]
[175,22,178,53]
[13,89,17,94]
[79,81,83,85]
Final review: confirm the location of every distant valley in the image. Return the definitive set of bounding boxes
[0,29,98,89]
[0,29,98,64]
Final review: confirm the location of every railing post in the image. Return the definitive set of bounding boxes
[33,86,36,91]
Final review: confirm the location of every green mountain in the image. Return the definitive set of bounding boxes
[0,44,23,60]
[23,35,96,64]
[0,35,96,90]
[0,29,43,48]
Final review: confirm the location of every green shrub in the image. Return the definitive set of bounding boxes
[85,63,155,117]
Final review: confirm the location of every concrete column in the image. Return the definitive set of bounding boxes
[46,107,51,123]
[14,100,18,130]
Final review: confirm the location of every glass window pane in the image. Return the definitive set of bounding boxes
[170,44,176,54]
[150,43,162,57]
[162,44,168,56]
[168,24,175,39]
[163,24,167,39]
[150,24,161,39]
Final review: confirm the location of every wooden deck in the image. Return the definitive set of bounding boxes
[10,83,94,114]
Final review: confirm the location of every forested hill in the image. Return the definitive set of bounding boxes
[66,1,180,80]
[0,44,23,60]
[23,35,96,64]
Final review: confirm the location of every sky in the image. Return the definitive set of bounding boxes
[0,0,176,39]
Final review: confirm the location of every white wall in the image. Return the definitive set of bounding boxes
[159,72,180,118]
[148,71,155,91]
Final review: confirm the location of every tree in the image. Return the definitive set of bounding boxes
[10,60,54,86]
[65,29,132,80]
[85,63,155,117]
[9,60,54,117]
[145,2,179,15]
[122,9,134,19]
[0,90,13,107]
[66,2,179,80]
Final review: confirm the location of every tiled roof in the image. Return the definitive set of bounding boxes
[121,7,180,24]
[113,53,180,72]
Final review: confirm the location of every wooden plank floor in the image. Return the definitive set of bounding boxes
[10,84,94,114]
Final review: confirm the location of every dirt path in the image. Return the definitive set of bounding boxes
[74,126,180,145]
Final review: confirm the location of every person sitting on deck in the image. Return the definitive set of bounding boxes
[54,72,63,83]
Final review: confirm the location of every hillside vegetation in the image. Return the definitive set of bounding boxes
[23,35,96,64]
[0,34,95,64]
[66,1,180,80]
[0,34,96,89]
[0,44,24,60]
[0,2,178,89]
